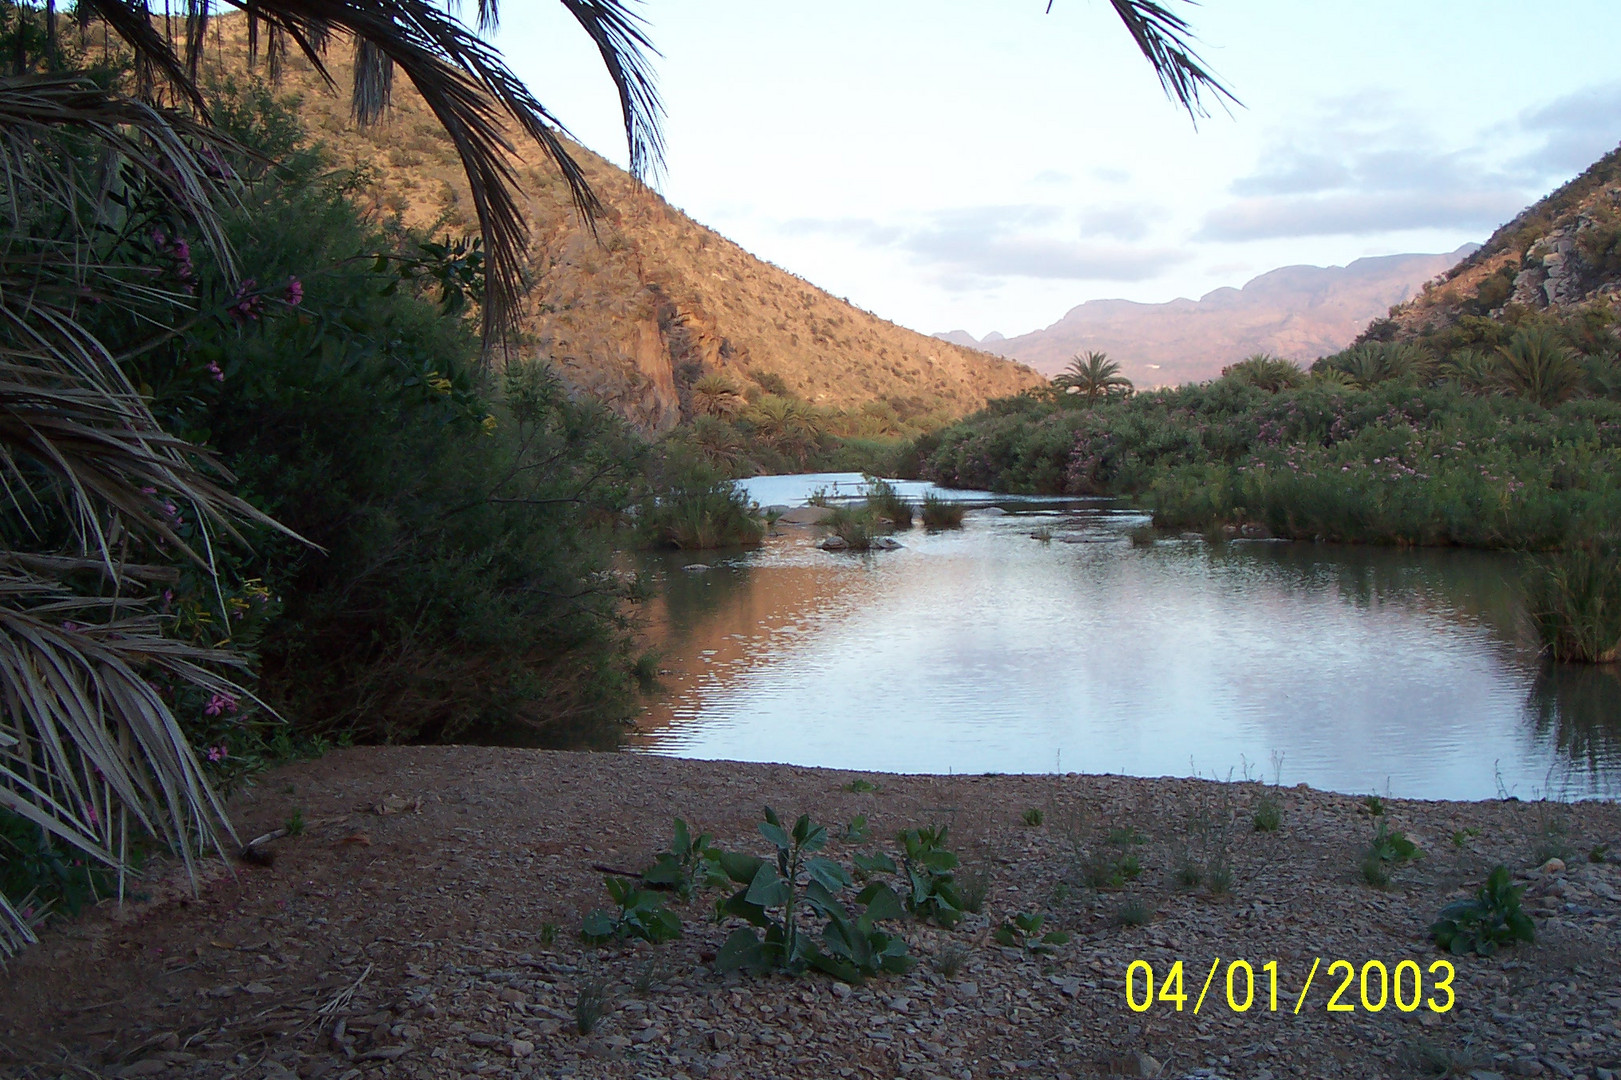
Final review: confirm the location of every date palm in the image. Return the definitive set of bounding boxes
[1054,351,1134,402]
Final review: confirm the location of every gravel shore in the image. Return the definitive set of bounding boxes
[4,747,1619,1080]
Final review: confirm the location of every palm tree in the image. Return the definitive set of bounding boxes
[1053,351,1134,402]
[689,373,746,420]
[1495,328,1583,407]
[1222,353,1304,392]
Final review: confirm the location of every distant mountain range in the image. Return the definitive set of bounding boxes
[937,247,1477,387]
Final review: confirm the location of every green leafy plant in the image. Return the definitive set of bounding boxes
[993,912,1070,956]
[1362,821,1420,888]
[841,815,872,843]
[581,878,682,945]
[1450,827,1480,849]
[887,825,966,928]
[1430,866,1535,956]
[1589,844,1610,864]
[284,808,307,837]
[1363,794,1385,816]
[641,818,722,900]
[538,922,560,947]
[711,809,912,983]
[844,779,881,794]
[1022,808,1045,827]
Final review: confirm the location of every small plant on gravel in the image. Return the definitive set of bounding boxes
[1173,855,1204,892]
[1450,827,1480,849]
[1589,844,1610,864]
[933,942,970,979]
[1430,865,1535,956]
[1363,794,1385,816]
[1112,898,1154,928]
[993,912,1069,956]
[631,958,674,996]
[842,814,872,843]
[957,860,990,913]
[573,976,613,1035]
[711,808,913,982]
[284,807,306,837]
[1205,860,1234,897]
[581,878,683,945]
[1022,808,1045,827]
[1361,821,1419,889]
[1396,1036,1479,1078]
[1030,526,1053,542]
[1251,793,1282,832]
[845,779,880,794]
[854,825,965,928]
[1531,805,1574,865]
[641,818,723,900]
[538,922,560,947]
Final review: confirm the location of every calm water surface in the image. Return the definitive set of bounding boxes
[628,475,1621,801]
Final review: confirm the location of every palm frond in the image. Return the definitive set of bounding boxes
[74,0,666,351]
[1050,0,1237,120]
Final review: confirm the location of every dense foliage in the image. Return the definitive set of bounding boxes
[921,354,1621,551]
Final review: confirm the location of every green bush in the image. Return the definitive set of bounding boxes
[1430,866,1535,956]
[920,492,967,529]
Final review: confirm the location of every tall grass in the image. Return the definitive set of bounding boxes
[865,477,914,528]
[920,493,966,529]
[1525,541,1621,662]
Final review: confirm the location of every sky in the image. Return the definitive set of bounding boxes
[493,1,1621,340]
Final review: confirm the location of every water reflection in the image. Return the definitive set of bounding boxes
[630,505,1621,801]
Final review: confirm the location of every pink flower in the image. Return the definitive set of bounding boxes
[207,360,225,383]
[284,276,303,306]
[228,279,263,323]
[206,744,228,763]
[204,692,238,717]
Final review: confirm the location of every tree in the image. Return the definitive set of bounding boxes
[1053,351,1134,402]
[1222,353,1304,392]
[1495,328,1583,407]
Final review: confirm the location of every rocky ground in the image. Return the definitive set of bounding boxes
[3,747,1619,1080]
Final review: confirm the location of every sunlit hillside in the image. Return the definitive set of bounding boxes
[200,19,1041,433]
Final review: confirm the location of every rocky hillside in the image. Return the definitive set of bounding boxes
[1378,145,1621,341]
[940,249,1473,388]
[211,22,1040,433]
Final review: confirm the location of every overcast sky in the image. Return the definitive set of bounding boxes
[494,1,1621,339]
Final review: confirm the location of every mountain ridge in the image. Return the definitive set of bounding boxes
[939,247,1476,386]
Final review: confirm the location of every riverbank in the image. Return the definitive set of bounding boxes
[4,747,1619,1080]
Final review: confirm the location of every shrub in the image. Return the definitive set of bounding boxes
[865,476,913,528]
[825,505,885,550]
[581,878,682,944]
[1430,866,1535,955]
[919,492,967,529]
[1251,794,1282,832]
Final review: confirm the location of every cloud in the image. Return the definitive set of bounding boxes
[1514,81,1621,173]
[1200,191,1527,242]
[783,204,1183,286]
[1206,81,1621,243]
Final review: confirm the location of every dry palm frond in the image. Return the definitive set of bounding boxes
[0,73,305,955]
[0,575,246,877]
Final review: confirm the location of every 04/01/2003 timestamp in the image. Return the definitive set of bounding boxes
[1123,958,1457,1015]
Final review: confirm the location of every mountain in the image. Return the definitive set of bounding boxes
[939,248,1475,387]
[216,23,1041,433]
[1377,146,1621,342]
